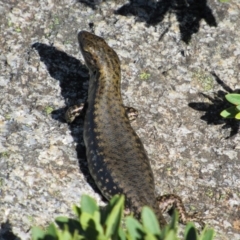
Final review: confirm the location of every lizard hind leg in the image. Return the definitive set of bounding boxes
[65,103,85,123]
[156,194,205,228]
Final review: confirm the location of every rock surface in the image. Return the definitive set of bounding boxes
[0,0,240,239]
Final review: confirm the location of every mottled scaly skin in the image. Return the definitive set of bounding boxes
[78,31,167,226]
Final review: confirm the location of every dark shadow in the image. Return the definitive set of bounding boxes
[77,0,103,9]
[32,43,102,196]
[115,0,217,43]
[116,0,216,43]
[0,220,20,240]
[56,218,82,236]
[188,72,240,138]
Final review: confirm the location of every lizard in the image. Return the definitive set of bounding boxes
[65,30,204,228]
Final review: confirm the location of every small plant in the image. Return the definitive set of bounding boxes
[220,93,240,119]
[44,106,54,115]
[32,194,214,240]
[139,71,151,80]
[0,178,4,187]
[15,27,21,32]
[54,17,60,25]
[0,151,10,158]
[192,70,214,91]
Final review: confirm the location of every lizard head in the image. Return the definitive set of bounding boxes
[78,31,120,78]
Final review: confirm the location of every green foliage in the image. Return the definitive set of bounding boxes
[219,0,229,2]
[0,178,4,187]
[192,70,214,91]
[32,194,214,240]
[44,106,54,115]
[220,93,240,119]
[139,71,151,80]
[0,151,10,158]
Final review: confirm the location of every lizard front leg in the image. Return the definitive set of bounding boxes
[65,104,138,123]
[65,103,85,123]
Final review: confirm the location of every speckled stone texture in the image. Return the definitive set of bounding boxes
[0,0,239,239]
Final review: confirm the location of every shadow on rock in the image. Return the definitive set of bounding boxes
[32,42,101,195]
[78,0,103,9]
[188,72,240,138]
[0,220,20,240]
[79,0,217,43]
[116,0,217,43]
[32,42,89,106]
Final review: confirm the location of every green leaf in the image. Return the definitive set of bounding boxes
[219,0,229,2]
[101,195,121,225]
[72,205,81,218]
[72,229,84,240]
[235,112,240,120]
[81,194,98,215]
[92,211,104,235]
[118,227,126,240]
[105,195,124,238]
[80,212,93,230]
[225,94,240,105]
[58,229,72,240]
[55,217,82,237]
[80,212,104,239]
[199,229,214,240]
[141,206,161,235]
[84,220,100,239]
[169,210,178,230]
[31,227,45,240]
[184,223,197,240]
[220,106,239,118]
[159,211,178,239]
[126,216,144,239]
[165,230,177,240]
[79,212,100,239]
[55,216,69,224]
[46,223,58,237]
[144,232,158,240]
